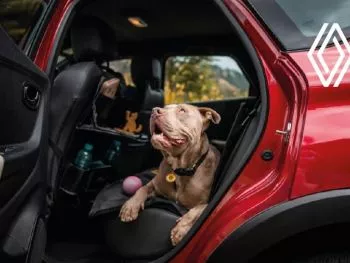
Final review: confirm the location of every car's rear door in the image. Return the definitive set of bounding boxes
[0,26,50,262]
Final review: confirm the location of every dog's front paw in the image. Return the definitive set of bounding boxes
[119,198,144,222]
[170,217,192,246]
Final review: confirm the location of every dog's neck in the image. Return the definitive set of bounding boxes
[165,133,210,172]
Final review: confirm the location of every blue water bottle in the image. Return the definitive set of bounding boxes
[104,140,121,164]
[74,143,93,170]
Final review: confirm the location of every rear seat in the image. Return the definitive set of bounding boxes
[91,99,261,259]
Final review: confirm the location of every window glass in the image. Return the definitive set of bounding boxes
[108,59,135,86]
[276,0,350,37]
[57,48,73,63]
[248,0,350,50]
[164,56,249,104]
[0,0,46,48]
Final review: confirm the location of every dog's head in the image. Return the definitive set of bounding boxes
[150,104,221,155]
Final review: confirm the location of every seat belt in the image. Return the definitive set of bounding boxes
[220,102,249,160]
[210,99,261,198]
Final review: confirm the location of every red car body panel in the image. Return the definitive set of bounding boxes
[32,0,350,262]
[34,0,75,70]
[289,47,350,198]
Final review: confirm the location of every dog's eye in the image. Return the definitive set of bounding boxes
[179,108,186,113]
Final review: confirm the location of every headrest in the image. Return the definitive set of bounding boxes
[131,57,161,90]
[142,85,164,111]
[71,16,117,62]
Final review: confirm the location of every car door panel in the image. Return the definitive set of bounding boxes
[1,188,46,262]
[0,27,49,262]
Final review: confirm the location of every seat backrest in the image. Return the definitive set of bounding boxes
[50,63,102,147]
[48,16,117,194]
[131,56,164,110]
[130,56,164,133]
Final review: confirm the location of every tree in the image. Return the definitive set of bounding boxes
[165,56,224,104]
[0,0,42,45]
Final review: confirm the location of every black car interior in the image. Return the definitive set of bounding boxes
[43,0,262,262]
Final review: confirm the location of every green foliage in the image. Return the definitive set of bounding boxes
[165,56,249,104]
[0,0,43,45]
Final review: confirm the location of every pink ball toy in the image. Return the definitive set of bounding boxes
[122,176,142,195]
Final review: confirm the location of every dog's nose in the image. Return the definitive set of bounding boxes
[152,107,163,116]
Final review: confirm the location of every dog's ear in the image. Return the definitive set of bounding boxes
[198,107,221,130]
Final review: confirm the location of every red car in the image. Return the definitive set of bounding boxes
[1,0,350,262]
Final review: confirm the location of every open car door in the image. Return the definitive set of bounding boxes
[0,27,49,263]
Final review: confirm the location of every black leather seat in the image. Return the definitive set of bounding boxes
[130,56,164,134]
[128,57,165,169]
[48,16,117,197]
[131,56,164,111]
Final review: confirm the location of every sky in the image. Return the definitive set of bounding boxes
[213,56,243,73]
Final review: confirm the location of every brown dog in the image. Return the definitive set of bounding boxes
[119,104,221,246]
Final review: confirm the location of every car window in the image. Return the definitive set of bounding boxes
[164,56,249,104]
[106,59,135,86]
[0,0,47,49]
[54,47,74,76]
[247,0,350,50]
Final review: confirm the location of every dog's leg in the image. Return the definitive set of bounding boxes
[170,204,207,246]
[119,181,155,222]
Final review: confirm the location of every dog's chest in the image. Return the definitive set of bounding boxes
[175,176,209,208]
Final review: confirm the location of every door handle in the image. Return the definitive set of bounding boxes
[23,83,41,110]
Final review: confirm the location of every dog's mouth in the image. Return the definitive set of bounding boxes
[154,123,162,135]
[151,121,186,148]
